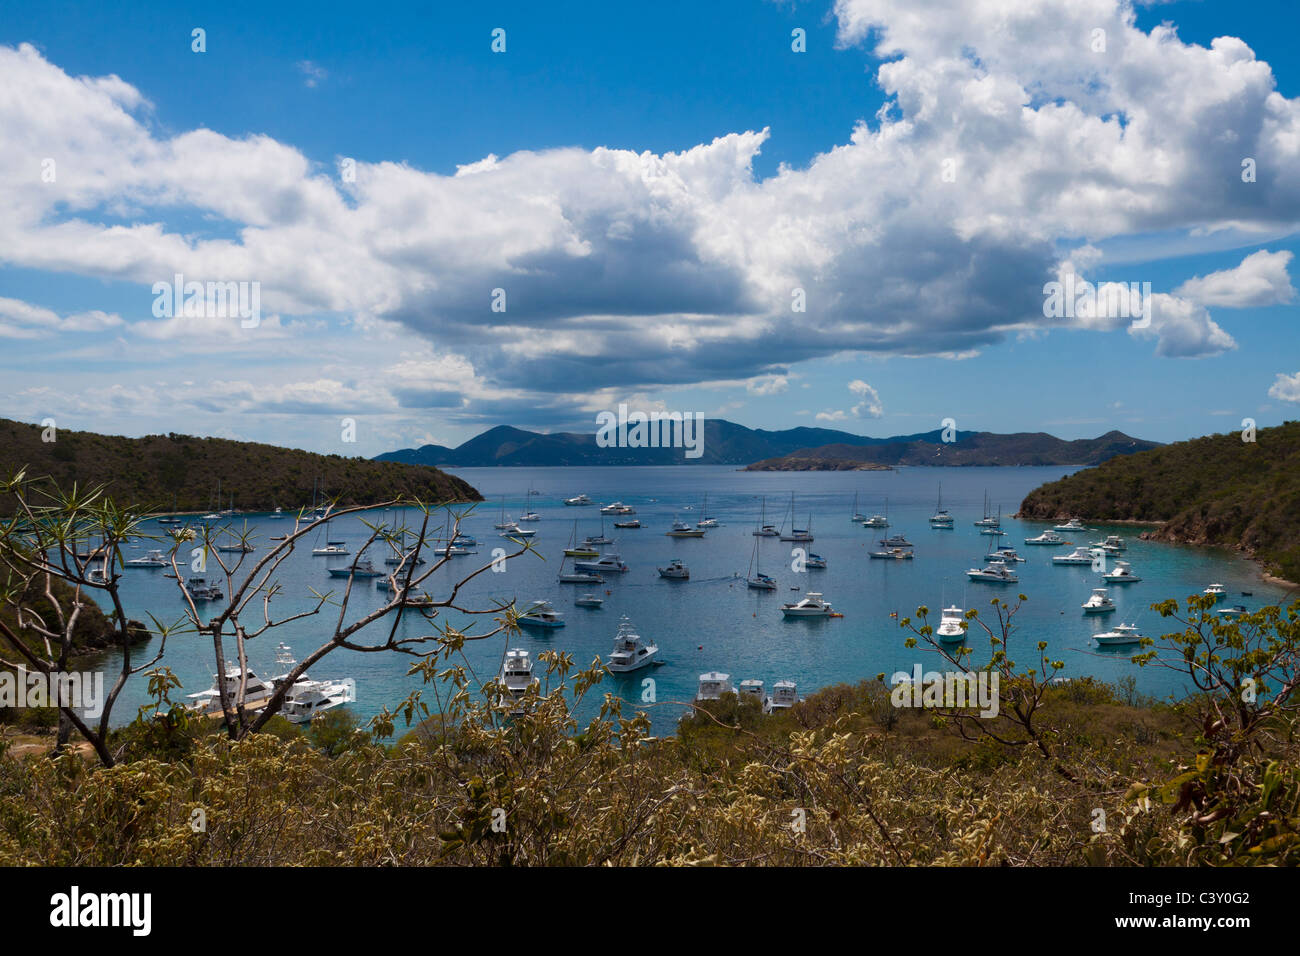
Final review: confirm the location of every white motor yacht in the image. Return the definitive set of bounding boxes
[573,552,629,573]
[184,577,224,601]
[499,649,539,712]
[1052,546,1100,565]
[1024,530,1065,545]
[738,679,765,704]
[696,672,734,701]
[327,559,383,578]
[764,680,801,713]
[666,519,706,538]
[1054,518,1090,533]
[606,617,659,673]
[125,549,168,568]
[574,593,604,609]
[1081,588,1117,614]
[1095,623,1144,647]
[1204,583,1227,601]
[936,606,966,643]
[564,494,593,506]
[657,559,690,579]
[1102,560,1141,584]
[966,560,1019,584]
[517,599,566,629]
[780,592,834,617]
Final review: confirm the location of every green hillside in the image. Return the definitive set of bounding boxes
[1018,421,1300,582]
[0,419,480,513]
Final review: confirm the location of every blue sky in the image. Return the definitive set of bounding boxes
[2,0,1299,455]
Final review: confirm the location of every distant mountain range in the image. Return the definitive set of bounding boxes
[376,422,1159,468]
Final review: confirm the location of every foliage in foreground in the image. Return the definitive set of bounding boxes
[0,595,1296,867]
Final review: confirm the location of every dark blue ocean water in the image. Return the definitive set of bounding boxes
[88,466,1293,732]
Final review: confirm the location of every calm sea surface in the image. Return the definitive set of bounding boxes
[88,465,1294,732]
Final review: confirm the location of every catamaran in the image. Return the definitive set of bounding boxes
[752,495,780,536]
[929,485,954,527]
[746,535,777,590]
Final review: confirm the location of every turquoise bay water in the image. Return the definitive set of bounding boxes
[90,465,1293,732]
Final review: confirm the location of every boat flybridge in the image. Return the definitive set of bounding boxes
[738,679,765,704]
[1025,530,1065,545]
[1102,560,1141,584]
[984,545,1026,563]
[564,494,593,506]
[272,645,357,724]
[879,533,913,549]
[1095,535,1127,553]
[186,666,276,711]
[1204,583,1227,601]
[696,672,735,701]
[1095,623,1144,647]
[1054,517,1091,533]
[780,592,834,617]
[184,577,224,601]
[1053,546,1100,566]
[499,649,540,713]
[1082,588,1117,614]
[499,523,537,539]
[936,606,967,643]
[966,559,1019,584]
[600,501,627,515]
[606,617,659,673]
[518,600,566,629]
[657,559,689,579]
[764,680,801,713]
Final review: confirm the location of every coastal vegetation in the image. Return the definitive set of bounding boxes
[1018,421,1300,582]
[0,417,479,513]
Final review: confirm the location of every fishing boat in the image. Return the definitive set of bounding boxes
[1081,588,1117,614]
[1204,583,1227,601]
[1052,546,1099,566]
[184,577,224,601]
[869,547,914,560]
[574,593,604,609]
[499,649,539,712]
[966,559,1019,584]
[764,680,801,713]
[780,592,834,617]
[1095,623,1143,647]
[328,559,384,578]
[696,672,735,701]
[518,600,565,629]
[752,495,780,536]
[657,559,690,579]
[613,519,641,529]
[666,518,706,538]
[738,679,765,704]
[564,494,593,506]
[1054,517,1091,533]
[928,486,954,528]
[606,617,659,673]
[1025,530,1065,545]
[746,536,777,590]
[936,605,966,643]
[125,549,168,568]
[1102,560,1141,584]
[1095,534,1127,553]
[271,645,356,723]
[573,552,629,574]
